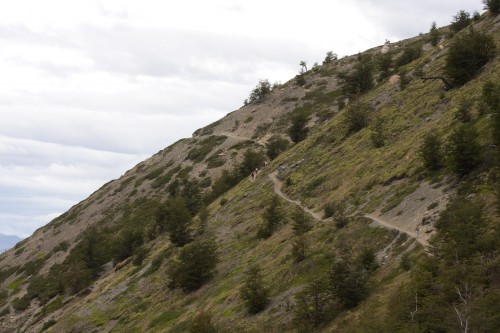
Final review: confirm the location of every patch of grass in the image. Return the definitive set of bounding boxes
[427,202,438,210]
[41,296,63,316]
[149,310,182,328]
[244,116,253,123]
[7,277,25,292]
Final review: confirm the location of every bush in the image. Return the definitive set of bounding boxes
[288,111,309,143]
[450,10,472,33]
[344,101,371,134]
[248,80,272,104]
[445,28,496,86]
[395,43,422,68]
[484,0,500,14]
[292,236,308,262]
[370,116,386,148]
[294,278,336,330]
[333,202,349,229]
[339,53,373,95]
[323,203,335,218]
[239,149,266,177]
[257,195,285,239]
[157,196,193,247]
[429,21,439,46]
[266,136,290,160]
[168,238,218,292]
[291,206,312,235]
[189,312,217,333]
[12,295,30,311]
[419,132,444,171]
[240,265,269,314]
[447,125,481,176]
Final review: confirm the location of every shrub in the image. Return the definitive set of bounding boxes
[445,28,496,86]
[323,51,337,65]
[288,111,309,143]
[292,236,308,262]
[453,99,473,123]
[339,53,373,95]
[484,0,500,14]
[248,80,272,104]
[240,265,269,314]
[12,295,30,311]
[291,206,312,236]
[429,21,439,46]
[189,312,217,333]
[333,202,349,229]
[344,101,371,134]
[157,196,193,247]
[266,136,290,160]
[419,132,444,171]
[447,125,481,176]
[168,238,218,292]
[395,43,422,68]
[239,149,266,177]
[323,203,335,218]
[450,10,472,33]
[257,195,285,239]
[294,278,336,330]
[370,116,386,148]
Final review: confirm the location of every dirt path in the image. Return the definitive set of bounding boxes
[364,213,428,247]
[269,171,428,247]
[216,131,266,147]
[269,172,325,221]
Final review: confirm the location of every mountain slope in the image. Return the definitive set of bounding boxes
[0,10,499,333]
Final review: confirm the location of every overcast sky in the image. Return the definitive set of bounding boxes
[0,0,482,238]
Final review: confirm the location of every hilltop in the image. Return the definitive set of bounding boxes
[0,7,499,333]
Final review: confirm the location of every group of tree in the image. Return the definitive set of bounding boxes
[294,247,377,330]
[245,79,272,105]
[420,125,481,176]
[257,195,286,238]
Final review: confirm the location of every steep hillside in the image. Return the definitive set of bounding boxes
[1,9,499,333]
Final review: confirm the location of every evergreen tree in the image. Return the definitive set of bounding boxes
[248,80,272,103]
[266,136,290,160]
[484,0,500,14]
[189,312,217,333]
[450,10,472,33]
[291,206,312,236]
[159,196,193,247]
[323,51,337,65]
[429,21,439,46]
[447,125,481,176]
[288,111,309,143]
[419,132,444,171]
[168,238,218,291]
[445,28,496,86]
[257,195,284,238]
[294,278,336,330]
[291,235,308,262]
[339,53,373,95]
[344,101,371,134]
[240,265,269,313]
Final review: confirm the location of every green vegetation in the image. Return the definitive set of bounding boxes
[447,125,481,176]
[419,132,444,171]
[266,136,290,160]
[450,10,472,33]
[257,195,285,238]
[240,265,269,314]
[484,0,500,14]
[189,312,217,333]
[247,79,272,104]
[429,21,439,46]
[168,238,218,291]
[445,28,496,86]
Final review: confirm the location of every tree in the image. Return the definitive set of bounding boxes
[323,51,337,65]
[447,125,481,176]
[294,278,336,330]
[445,28,496,86]
[240,265,269,313]
[484,0,500,14]
[344,101,371,134]
[239,149,266,177]
[328,251,368,308]
[429,21,439,46]
[288,111,309,143]
[299,60,308,73]
[333,201,349,229]
[266,136,290,160]
[257,195,284,238]
[450,10,472,33]
[291,206,312,235]
[339,53,374,95]
[158,196,193,247]
[248,79,272,104]
[419,132,444,171]
[168,238,218,291]
[376,52,392,80]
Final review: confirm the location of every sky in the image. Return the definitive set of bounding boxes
[0,0,482,238]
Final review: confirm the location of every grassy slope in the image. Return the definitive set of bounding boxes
[1,13,499,333]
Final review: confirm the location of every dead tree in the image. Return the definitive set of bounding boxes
[421,76,453,91]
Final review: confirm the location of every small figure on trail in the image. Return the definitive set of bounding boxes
[264,161,268,167]
[416,226,420,238]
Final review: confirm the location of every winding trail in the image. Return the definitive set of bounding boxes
[269,172,325,221]
[213,128,429,248]
[364,213,428,247]
[268,171,428,247]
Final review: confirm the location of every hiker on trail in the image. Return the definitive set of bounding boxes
[264,161,268,167]
[416,226,420,238]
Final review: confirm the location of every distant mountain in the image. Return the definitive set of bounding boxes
[0,233,22,251]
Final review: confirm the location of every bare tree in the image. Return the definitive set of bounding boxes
[299,61,308,73]
[453,284,472,333]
